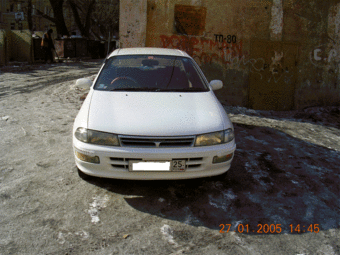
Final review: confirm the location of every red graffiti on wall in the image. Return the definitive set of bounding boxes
[159,35,244,65]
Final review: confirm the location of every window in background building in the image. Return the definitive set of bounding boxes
[10,4,14,12]
[11,23,15,29]
[32,5,36,15]
[18,4,21,11]
[18,22,23,30]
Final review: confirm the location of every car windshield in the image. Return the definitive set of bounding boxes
[94,55,209,92]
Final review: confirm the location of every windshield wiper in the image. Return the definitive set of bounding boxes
[110,87,161,91]
[163,88,207,92]
[110,87,206,92]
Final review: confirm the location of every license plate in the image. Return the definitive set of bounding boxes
[129,160,186,172]
[171,160,186,171]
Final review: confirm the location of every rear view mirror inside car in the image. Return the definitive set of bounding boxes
[142,59,159,67]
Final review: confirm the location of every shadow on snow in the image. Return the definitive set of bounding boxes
[80,118,339,235]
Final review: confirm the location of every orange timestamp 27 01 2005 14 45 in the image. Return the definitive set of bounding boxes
[219,224,320,234]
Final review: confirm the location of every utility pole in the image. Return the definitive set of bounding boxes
[27,0,33,31]
[106,0,112,56]
[28,0,33,64]
[1,0,4,14]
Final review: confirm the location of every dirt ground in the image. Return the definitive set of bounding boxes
[0,61,339,255]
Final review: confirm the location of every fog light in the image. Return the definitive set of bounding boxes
[213,153,233,164]
[75,151,100,164]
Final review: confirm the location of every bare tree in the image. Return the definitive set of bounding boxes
[67,0,96,38]
[65,0,119,39]
[92,0,119,38]
[31,0,118,38]
[50,0,69,36]
[35,0,69,35]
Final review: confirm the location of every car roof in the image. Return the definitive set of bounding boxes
[108,47,191,58]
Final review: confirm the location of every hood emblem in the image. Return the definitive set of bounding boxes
[155,142,161,147]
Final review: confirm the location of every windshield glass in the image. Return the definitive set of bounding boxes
[94,55,209,92]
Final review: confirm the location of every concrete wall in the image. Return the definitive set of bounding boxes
[0,29,32,64]
[9,30,32,62]
[119,0,147,48]
[130,0,340,110]
[0,29,8,66]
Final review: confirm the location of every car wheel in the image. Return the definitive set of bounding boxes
[77,167,93,181]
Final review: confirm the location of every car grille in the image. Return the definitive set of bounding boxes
[119,135,195,148]
[110,157,204,170]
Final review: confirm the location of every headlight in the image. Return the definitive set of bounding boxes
[224,128,235,143]
[74,128,120,146]
[195,129,234,146]
[88,130,120,146]
[195,131,224,146]
[74,127,88,142]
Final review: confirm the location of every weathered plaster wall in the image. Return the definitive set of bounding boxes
[119,0,148,48]
[270,0,283,41]
[283,0,340,109]
[122,0,340,110]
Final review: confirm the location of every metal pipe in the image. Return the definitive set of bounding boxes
[106,0,113,56]
[107,28,110,56]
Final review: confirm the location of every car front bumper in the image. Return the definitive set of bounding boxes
[73,138,236,180]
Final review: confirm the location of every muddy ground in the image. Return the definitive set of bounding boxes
[0,61,339,255]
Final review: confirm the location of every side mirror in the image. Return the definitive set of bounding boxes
[76,78,92,89]
[209,80,223,90]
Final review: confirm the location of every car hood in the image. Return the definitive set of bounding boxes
[87,91,227,136]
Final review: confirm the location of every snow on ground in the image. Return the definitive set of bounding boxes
[87,195,110,224]
[224,105,340,151]
[0,62,339,254]
[224,105,340,130]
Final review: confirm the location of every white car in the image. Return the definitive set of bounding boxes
[73,47,236,180]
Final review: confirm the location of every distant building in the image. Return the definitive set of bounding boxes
[0,0,76,35]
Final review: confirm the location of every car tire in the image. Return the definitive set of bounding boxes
[77,167,93,181]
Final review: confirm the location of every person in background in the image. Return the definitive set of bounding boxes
[41,29,55,64]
